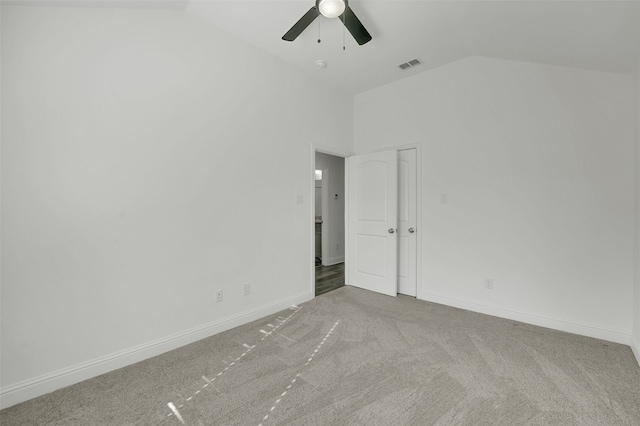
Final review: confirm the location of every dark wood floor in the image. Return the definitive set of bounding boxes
[315,262,345,296]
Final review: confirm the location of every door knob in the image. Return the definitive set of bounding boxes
[388,228,395,234]
[408,228,415,233]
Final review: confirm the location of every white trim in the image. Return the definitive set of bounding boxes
[0,291,313,409]
[311,148,318,295]
[413,145,422,299]
[345,158,350,285]
[398,145,421,298]
[314,144,354,159]
[419,291,631,345]
[320,168,330,265]
[323,256,345,266]
[359,142,422,156]
[631,335,640,367]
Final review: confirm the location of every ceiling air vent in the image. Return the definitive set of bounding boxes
[398,58,422,70]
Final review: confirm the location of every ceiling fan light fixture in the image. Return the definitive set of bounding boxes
[283,0,371,45]
[318,0,346,19]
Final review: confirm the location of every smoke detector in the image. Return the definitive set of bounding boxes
[315,60,327,69]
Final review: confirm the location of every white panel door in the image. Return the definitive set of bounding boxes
[398,149,417,296]
[347,150,398,297]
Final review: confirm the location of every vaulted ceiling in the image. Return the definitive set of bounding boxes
[6,0,640,94]
[188,0,640,94]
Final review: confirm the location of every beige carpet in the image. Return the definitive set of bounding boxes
[2,286,639,425]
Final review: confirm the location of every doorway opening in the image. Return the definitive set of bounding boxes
[314,151,346,296]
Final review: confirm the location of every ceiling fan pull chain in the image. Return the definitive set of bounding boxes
[342,13,346,50]
[317,17,321,43]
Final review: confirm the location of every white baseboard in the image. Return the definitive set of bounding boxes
[323,256,345,266]
[631,334,640,367]
[0,291,314,409]
[419,292,631,346]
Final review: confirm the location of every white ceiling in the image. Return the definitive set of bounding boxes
[5,0,640,94]
[186,0,640,94]
[2,0,190,9]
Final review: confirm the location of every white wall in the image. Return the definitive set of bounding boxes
[355,57,635,344]
[0,5,352,407]
[315,152,345,265]
[633,59,640,365]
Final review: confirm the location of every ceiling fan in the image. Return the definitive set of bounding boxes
[282,0,372,46]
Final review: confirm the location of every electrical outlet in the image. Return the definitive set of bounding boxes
[243,283,250,296]
[216,290,223,303]
[484,278,494,290]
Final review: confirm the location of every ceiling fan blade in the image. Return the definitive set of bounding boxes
[282,6,320,41]
[341,6,372,45]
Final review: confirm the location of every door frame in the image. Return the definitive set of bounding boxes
[320,167,329,265]
[311,143,421,298]
[311,144,353,296]
[397,147,419,297]
[349,143,422,297]
[413,143,423,297]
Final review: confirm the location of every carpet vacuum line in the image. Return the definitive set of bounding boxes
[258,319,341,426]
[166,305,303,424]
